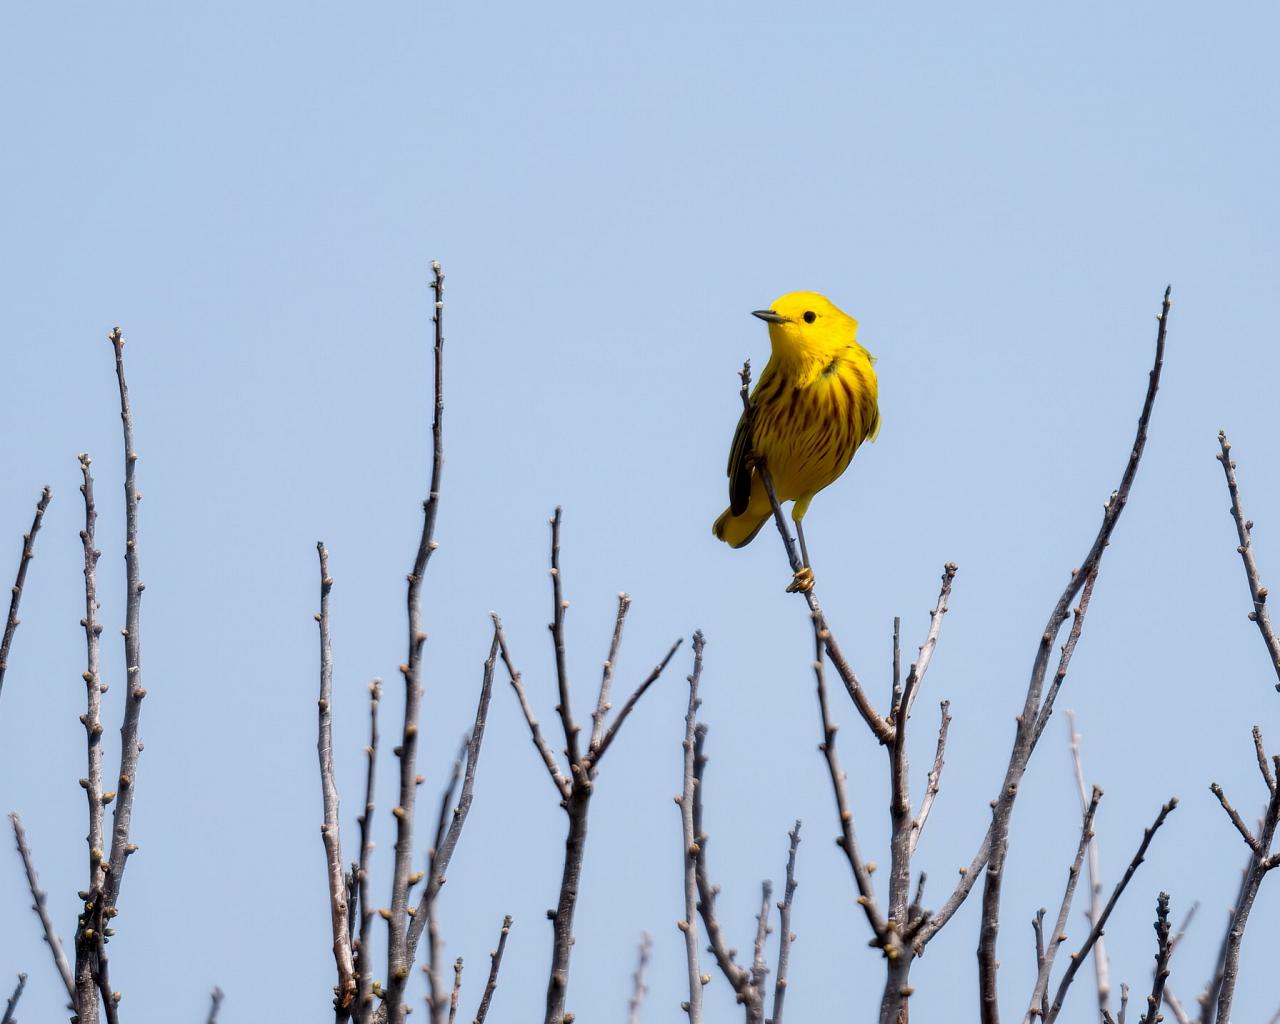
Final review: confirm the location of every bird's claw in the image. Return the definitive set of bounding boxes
[786,567,815,594]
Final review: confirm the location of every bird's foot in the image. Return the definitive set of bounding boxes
[786,567,815,594]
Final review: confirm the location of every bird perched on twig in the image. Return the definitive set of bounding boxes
[713,291,880,592]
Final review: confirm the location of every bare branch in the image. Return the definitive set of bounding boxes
[446,958,462,1024]
[751,881,773,1000]
[103,326,147,914]
[925,289,1170,972]
[1209,782,1259,852]
[76,456,107,905]
[591,593,631,751]
[1137,893,1172,1024]
[408,627,500,967]
[1066,711,1111,1018]
[316,544,356,1013]
[9,812,74,999]
[354,679,382,1024]
[547,508,581,769]
[809,613,887,940]
[471,915,511,1024]
[1026,785,1102,1022]
[691,721,762,1022]
[207,986,225,1024]
[0,485,51,703]
[899,564,957,722]
[768,821,801,1024]
[493,615,571,801]
[589,637,682,768]
[627,932,652,1024]
[908,701,951,858]
[1,973,26,1024]
[385,260,448,1024]
[1216,431,1280,689]
[1044,797,1179,1024]
[678,633,705,1024]
[1254,725,1276,794]
[1164,989,1193,1024]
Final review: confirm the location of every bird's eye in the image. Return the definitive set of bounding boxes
[803,311,817,324]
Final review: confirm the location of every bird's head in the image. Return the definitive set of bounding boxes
[752,292,858,357]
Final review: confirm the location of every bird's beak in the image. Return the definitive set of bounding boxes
[752,309,787,324]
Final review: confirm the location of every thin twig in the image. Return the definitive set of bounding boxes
[385,260,447,1024]
[1216,432,1280,690]
[768,821,801,1024]
[1066,711,1111,1018]
[928,289,1170,998]
[589,638,682,769]
[0,485,51,703]
[9,813,74,999]
[1043,797,1179,1024]
[627,932,652,1024]
[77,456,106,899]
[447,958,462,1024]
[425,739,466,1024]
[591,593,631,751]
[810,613,887,940]
[207,986,225,1024]
[407,627,500,969]
[1164,988,1192,1024]
[691,722,763,1023]
[548,508,581,770]
[1138,893,1172,1024]
[908,701,951,858]
[1254,725,1276,794]
[316,544,357,1013]
[678,633,705,1024]
[1209,782,1259,852]
[1,973,26,1024]
[103,325,147,914]
[471,915,511,1024]
[494,615,571,801]
[354,679,382,1024]
[1026,785,1102,1021]
[751,881,773,1001]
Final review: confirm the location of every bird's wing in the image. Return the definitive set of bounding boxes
[726,407,753,515]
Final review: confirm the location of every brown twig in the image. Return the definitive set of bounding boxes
[1,973,26,1024]
[591,593,631,751]
[0,485,51,703]
[9,813,74,999]
[1138,893,1173,1024]
[908,701,951,858]
[678,633,705,1024]
[354,679,382,1024]
[1026,785,1102,1021]
[471,915,511,1024]
[316,544,357,1014]
[1043,797,1179,1024]
[1066,711,1111,1018]
[499,516,679,1024]
[494,616,571,800]
[691,721,765,1023]
[384,260,448,1024]
[407,627,500,974]
[77,456,106,901]
[627,932,652,1024]
[768,821,801,1024]
[1205,740,1280,1024]
[1216,432,1280,689]
[207,986,225,1024]
[937,289,1169,1018]
[446,958,462,1024]
[425,739,466,1024]
[103,326,147,916]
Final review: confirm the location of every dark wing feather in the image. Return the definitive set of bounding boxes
[726,407,753,515]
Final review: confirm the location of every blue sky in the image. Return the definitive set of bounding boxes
[2,2,1279,1020]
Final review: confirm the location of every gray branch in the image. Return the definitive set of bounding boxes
[9,813,73,999]
[0,485,51,703]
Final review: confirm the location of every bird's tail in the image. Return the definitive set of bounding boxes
[712,506,771,549]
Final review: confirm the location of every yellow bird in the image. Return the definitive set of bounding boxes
[712,291,879,591]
